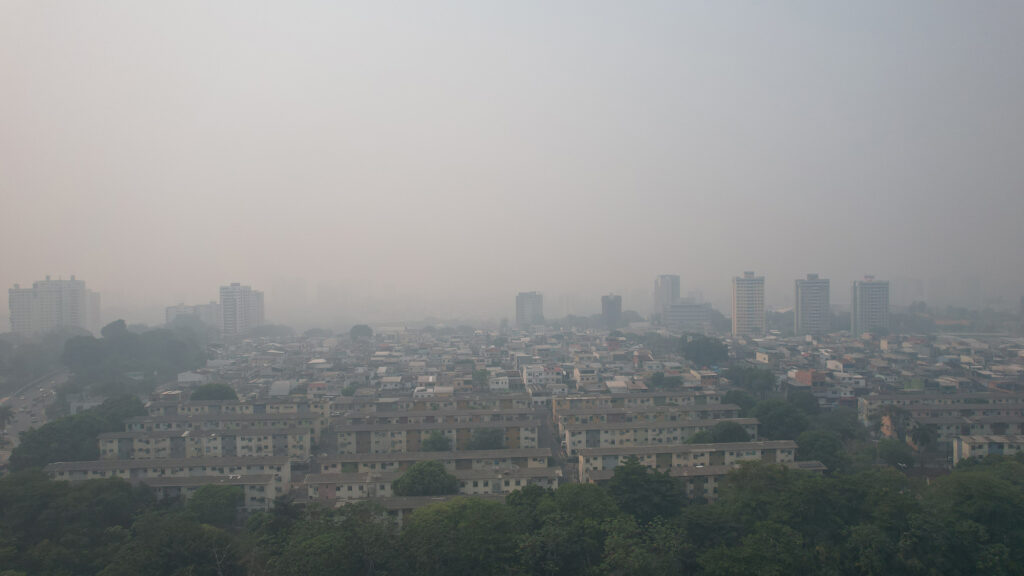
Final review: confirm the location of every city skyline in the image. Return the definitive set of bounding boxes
[3,2,1023,328]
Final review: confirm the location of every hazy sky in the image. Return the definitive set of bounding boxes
[2,1,1023,327]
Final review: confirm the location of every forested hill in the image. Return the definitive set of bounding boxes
[2,454,1023,576]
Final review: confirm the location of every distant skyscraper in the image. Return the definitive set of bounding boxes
[219,283,264,336]
[654,275,680,320]
[732,271,765,338]
[8,275,101,335]
[515,292,544,328]
[794,274,830,336]
[601,294,622,330]
[851,276,890,335]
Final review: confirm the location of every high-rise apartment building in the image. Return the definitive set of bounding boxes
[8,275,101,335]
[219,283,265,336]
[601,294,622,330]
[794,274,830,336]
[851,276,889,335]
[654,275,680,320]
[732,271,765,338]
[515,292,544,328]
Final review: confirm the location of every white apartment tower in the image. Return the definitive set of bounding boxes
[219,283,265,336]
[8,275,101,335]
[654,275,681,320]
[732,271,765,338]
[794,274,830,336]
[851,276,890,335]
[515,292,544,328]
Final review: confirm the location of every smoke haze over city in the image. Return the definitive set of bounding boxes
[3,1,1023,328]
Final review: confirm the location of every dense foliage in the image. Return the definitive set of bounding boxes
[391,461,459,496]
[8,395,146,471]
[680,334,729,367]
[61,320,206,398]
[3,453,1024,576]
[189,383,238,401]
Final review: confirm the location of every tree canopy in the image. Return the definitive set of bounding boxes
[188,383,238,402]
[466,428,505,450]
[9,395,146,471]
[349,325,373,341]
[392,461,459,496]
[680,334,729,367]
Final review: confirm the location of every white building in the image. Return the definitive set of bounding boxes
[219,283,265,336]
[732,271,765,338]
[8,275,101,335]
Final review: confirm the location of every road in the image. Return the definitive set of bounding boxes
[1,371,69,448]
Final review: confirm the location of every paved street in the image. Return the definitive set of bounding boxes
[1,371,69,448]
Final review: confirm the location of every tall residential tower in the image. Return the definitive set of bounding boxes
[732,271,765,338]
[219,283,265,336]
[653,275,680,321]
[515,292,544,328]
[794,274,830,336]
[8,275,101,335]
[601,294,622,330]
[851,276,889,335]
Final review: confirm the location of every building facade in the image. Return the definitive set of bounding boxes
[732,272,765,338]
[219,283,264,336]
[851,276,889,335]
[515,292,544,328]
[794,274,830,336]
[8,275,101,335]
[664,300,712,334]
[653,275,680,320]
[601,294,622,330]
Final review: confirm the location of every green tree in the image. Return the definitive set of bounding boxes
[796,429,847,473]
[9,395,146,471]
[598,516,695,576]
[680,335,729,367]
[723,366,776,399]
[516,483,621,576]
[421,430,452,452]
[722,389,757,414]
[189,383,238,402]
[699,521,811,576]
[751,400,809,440]
[876,438,914,469]
[607,457,687,524]
[401,498,520,576]
[392,461,458,496]
[268,502,399,576]
[99,513,244,576]
[787,390,820,415]
[349,325,373,341]
[467,428,505,450]
[187,485,243,527]
[471,369,490,390]
[710,421,751,443]
[647,372,683,390]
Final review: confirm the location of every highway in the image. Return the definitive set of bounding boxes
[1,371,69,448]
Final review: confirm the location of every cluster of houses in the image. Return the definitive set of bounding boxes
[40,325,1024,516]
